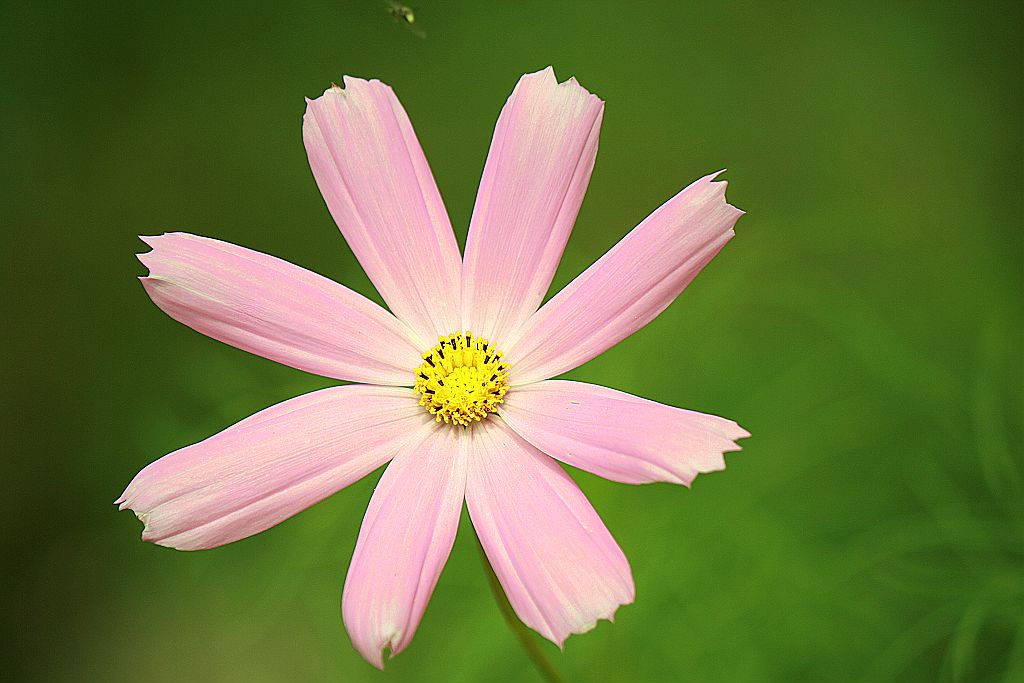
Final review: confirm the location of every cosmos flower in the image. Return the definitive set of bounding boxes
[118,67,747,668]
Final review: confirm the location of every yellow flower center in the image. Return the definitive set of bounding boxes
[414,331,510,427]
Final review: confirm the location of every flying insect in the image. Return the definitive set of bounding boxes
[385,2,426,38]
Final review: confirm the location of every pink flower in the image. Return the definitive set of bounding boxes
[119,67,747,667]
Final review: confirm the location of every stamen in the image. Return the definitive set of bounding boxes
[413,331,510,427]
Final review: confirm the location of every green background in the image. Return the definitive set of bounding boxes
[3,1,1021,681]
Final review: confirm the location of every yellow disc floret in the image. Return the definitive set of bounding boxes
[414,331,510,426]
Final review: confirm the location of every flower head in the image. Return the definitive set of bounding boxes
[119,67,747,668]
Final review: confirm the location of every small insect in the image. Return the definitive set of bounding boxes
[385,1,426,38]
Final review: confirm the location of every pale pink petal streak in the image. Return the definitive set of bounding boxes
[465,418,634,646]
[304,78,462,346]
[461,67,604,343]
[117,386,425,551]
[504,173,743,384]
[139,232,423,385]
[500,380,749,486]
[342,423,468,668]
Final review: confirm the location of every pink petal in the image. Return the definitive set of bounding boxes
[465,418,634,647]
[461,67,604,343]
[500,380,749,486]
[304,78,462,346]
[342,423,467,668]
[503,172,744,384]
[117,385,425,551]
[139,232,423,386]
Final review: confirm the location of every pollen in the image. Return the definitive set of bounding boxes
[413,331,510,427]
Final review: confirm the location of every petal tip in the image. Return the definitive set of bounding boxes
[122,505,164,546]
[351,632,399,670]
[519,65,601,101]
[338,75,388,93]
[552,68,603,102]
[698,170,744,222]
[533,65,557,79]
[138,232,192,256]
[137,234,163,251]
[135,244,156,268]
[308,80,349,104]
[701,170,731,192]
[555,598,633,648]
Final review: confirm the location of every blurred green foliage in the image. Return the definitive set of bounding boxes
[2,1,1021,681]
